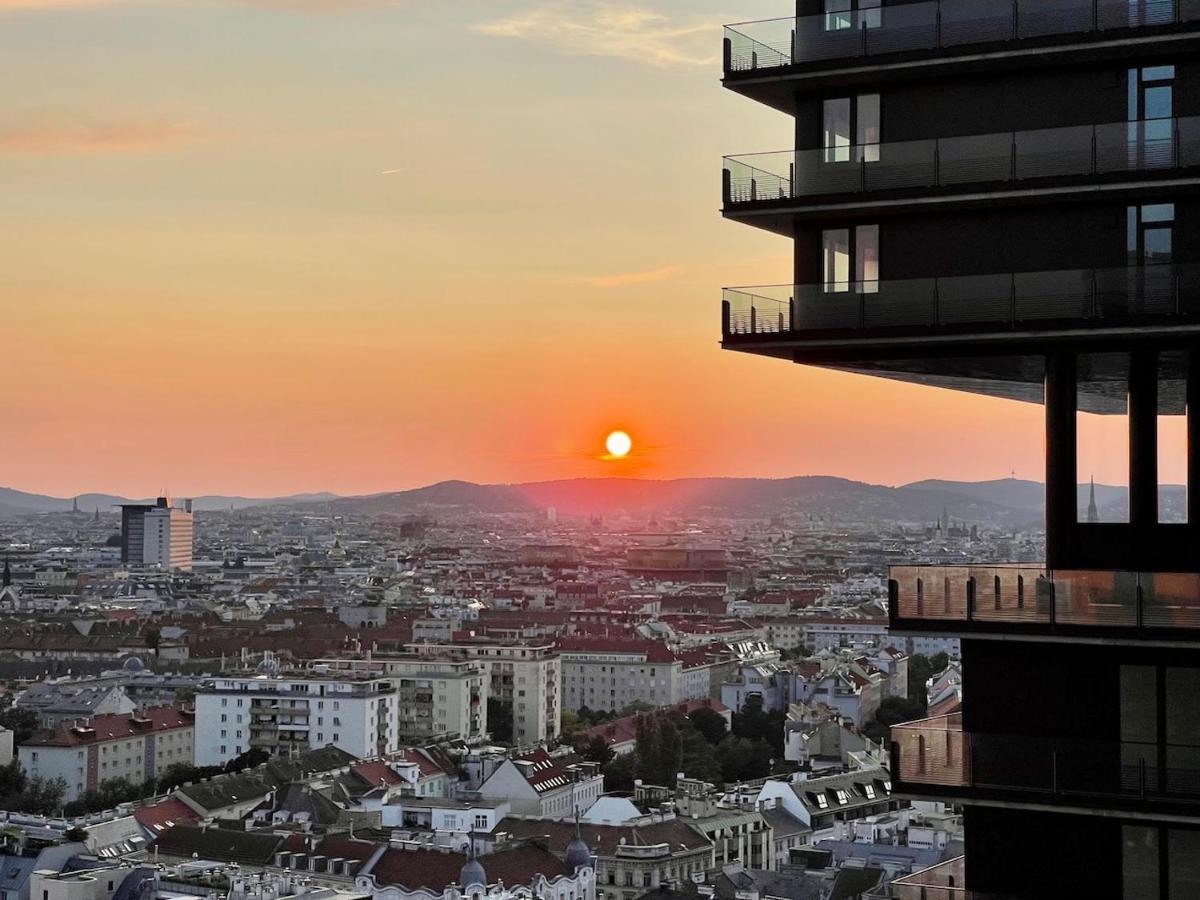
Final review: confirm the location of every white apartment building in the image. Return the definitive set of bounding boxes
[477,748,603,820]
[557,640,693,713]
[406,640,560,748]
[312,656,488,744]
[18,707,194,802]
[193,673,399,766]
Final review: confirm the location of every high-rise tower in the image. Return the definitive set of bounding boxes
[120,496,194,572]
[720,3,1200,896]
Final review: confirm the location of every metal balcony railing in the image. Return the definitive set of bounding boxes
[889,564,1200,631]
[892,714,1200,804]
[724,0,1198,74]
[722,264,1200,338]
[723,117,1200,205]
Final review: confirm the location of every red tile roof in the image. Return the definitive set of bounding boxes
[399,749,446,779]
[133,798,200,835]
[512,748,572,794]
[23,706,193,747]
[353,759,403,787]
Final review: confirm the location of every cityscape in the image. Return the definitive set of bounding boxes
[3,1,1198,899]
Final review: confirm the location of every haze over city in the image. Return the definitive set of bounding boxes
[0,0,1072,499]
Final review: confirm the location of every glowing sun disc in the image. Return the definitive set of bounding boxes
[606,431,633,458]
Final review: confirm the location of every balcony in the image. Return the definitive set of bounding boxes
[888,564,1200,638]
[724,0,1196,101]
[892,858,972,900]
[723,118,1200,231]
[891,714,1200,812]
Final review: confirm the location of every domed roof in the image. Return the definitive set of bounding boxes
[458,858,486,889]
[122,656,145,673]
[565,809,591,872]
[565,837,591,872]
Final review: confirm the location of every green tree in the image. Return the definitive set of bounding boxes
[487,698,513,744]
[144,625,162,657]
[226,747,270,773]
[603,752,636,792]
[581,735,615,766]
[0,703,40,745]
[560,709,582,742]
[906,652,951,707]
[687,707,728,745]
[862,695,929,744]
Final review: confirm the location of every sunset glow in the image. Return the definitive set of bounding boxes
[0,0,1100,497]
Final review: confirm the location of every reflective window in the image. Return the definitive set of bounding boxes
[1123,826,1160,900]
[822,229,850,293]
[1159,351,1188,523]
[823,99,851,163]
[855,224,879,293]
[1077,353,1131,523]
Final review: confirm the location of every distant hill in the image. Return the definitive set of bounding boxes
[0,487,337,515]
[5,476,1177,526]
[295,476,1049,526]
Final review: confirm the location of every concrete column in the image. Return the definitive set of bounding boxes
[1129,349,1159,529]
[1045,352,1078,569]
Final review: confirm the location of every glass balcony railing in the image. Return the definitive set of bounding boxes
[723,117,1200,206]
[889,565,1200,632]
[892,714,1200,805]
[724,0,1196,74]
[722,264,1200,338]
[892,857,973,900]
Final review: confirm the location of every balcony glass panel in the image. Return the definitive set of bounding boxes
[891,565,1200,632]
[722,264,1195,340]
[723,117,1200,208]
[724,0,1191,74]
[893,714,1200,805]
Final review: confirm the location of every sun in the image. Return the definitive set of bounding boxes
[605,430,633,459]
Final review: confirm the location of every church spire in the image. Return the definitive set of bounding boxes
[1087,476,1099,524]
[2,558,10,588]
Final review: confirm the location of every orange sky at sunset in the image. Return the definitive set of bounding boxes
[2,0,1146,498]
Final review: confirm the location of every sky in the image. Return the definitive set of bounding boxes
[1,0,1076,498]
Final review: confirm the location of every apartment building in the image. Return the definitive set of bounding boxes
[406,639,560,747]
[193,674,399,766]
[557,639,712,713]
[18,706,194,802]
[312,655,488,744]
[721,3,1200,894]
[478,749,604,820]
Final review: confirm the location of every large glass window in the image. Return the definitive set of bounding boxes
[1077,353,1131,523]
[822,225,878,294]
[822,229,850,292]
[822,95,880,163]
[824,0,880,30]
[855,224,879,293]
[1166,668,1200,795]
[1159,351,1188,523]
[857,94,880,162]
[1169,830,1200,899]
[1129,65,1175,165]
[1123,826,1161,900]
[823,99,852,163]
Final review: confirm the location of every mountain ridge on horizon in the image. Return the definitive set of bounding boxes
[2,474,1164,526]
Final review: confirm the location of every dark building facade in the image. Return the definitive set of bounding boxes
[721,2,1200,897]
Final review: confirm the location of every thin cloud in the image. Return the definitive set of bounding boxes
[0,115,199,155]
[588,264,684,288]
[477,3,723,69]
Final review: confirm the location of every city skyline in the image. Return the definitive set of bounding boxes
[1,0,1134,498]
